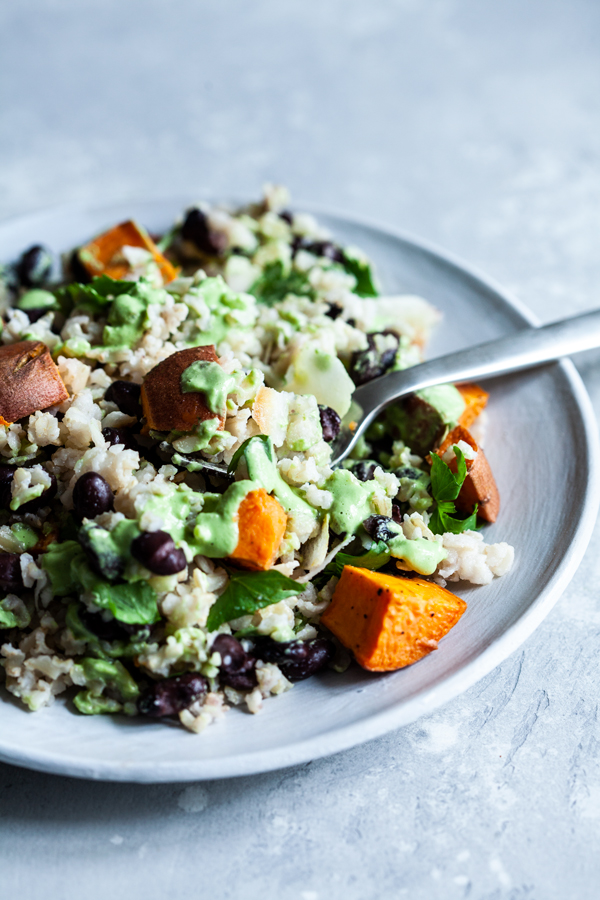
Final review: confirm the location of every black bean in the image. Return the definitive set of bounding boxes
[363,514,398,543]
[251,636,334,682]
[353,461,377,482]
[138,672,208,718]
[0,466,16,509]
[1,264,19,298]
[24,308,53,324]
[16,245,54,288]
[69,250,91,283]
[131,530,187,576]
[211,634,257,691]
[0,553,24,592]
[80,609,151,643]
[324,302,343,320]
[303,241,345,264]
[78,524,124,581]
[181,208,228,256]
[395,466,424,480]
[349,331,400,386]
[318,405,341,443]
[18,473,57,513]
[391,501,404,524]
[104,381,142,417]
[73,472,114,521]
[102,427,138,452]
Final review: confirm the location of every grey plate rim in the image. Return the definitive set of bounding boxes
[0,197,598,782]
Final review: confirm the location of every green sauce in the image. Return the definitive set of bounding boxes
[169,417,222,454]
[241,437,318,532]
[102,282,165,350]
[193,480,259,557]
[387,534,447,576]
[185,276,254,347]
[180,361,235,415]
[416,384,465,427]
[325,469,375,535]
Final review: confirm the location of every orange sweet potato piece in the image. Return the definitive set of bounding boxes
[228,488,288,570]
[436,425,500,523]
[457,382,488,429]
[77,220,179,284]
[141,346,224,434]
[321,566,466,671]
[0,340,68,424]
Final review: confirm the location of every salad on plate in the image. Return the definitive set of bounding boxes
[0,186,513,733]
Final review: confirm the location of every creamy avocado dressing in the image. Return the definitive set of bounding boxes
[102,282,166,349]
[417,384,465,426]
[185,276,255,347]
[169,417,222,454]
[180,360,235,415]
[325,469,375,535]
[387,533,447,576]
[240,437,318,530]
[193,480,259,557]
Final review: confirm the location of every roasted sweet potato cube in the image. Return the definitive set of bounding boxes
[228,488,288,570]
[77,220,179,285]
[141,345,224,434]
[436,425,500,523]
[457,382,489,429]
[321,566,466,671]
[0,341,68,424]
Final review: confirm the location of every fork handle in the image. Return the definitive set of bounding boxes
[352,307,600,425]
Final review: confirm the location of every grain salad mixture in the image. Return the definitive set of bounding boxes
[0,186,514,733]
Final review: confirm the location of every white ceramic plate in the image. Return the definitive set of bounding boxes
[0,199,598,782]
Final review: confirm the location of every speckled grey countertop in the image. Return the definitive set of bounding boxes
[2,1,600,897]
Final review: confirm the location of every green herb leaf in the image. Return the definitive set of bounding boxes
[330,540,391,577]
[41,540,86,595]
[227,433,273,475]
[55,275,136,316]
[73,657,140,714]
[313,540,391,588]
[341,251,379,297]
[430,447,468,503]
[42,538,159,624]
[429,446,479,535]
[250,261,316,306]
[206,569,302,631]
[86,579,160,626]
[0,597,31,630]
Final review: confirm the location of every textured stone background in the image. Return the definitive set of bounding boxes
[2,1,600,897]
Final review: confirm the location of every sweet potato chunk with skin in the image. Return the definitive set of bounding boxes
[457,382,488,429]
[436,425,500,523]
[321,566,466,671]
[141,346,223,434]
[78,220,179,284]
[0,341,68,424]
[228,488,288,571]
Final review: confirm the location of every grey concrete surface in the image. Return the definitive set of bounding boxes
[1,1,600,897]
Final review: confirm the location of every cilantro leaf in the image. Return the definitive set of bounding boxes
[429,446,479,535]
[430,447,468,503]
[429,503,479,535]
[54,275,136,315]
[86,580,160,626]
[42,539,159,625]
[227,433,272,476]
[329,540,391,577]
[250,261,316,306]
[341,251,378,297]
[313,540,390,588]
[206,569,302,631]
[0,597,31,630]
